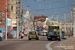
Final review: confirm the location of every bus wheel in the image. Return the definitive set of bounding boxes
[48,38,51,41]
[48,39,50,41]
[58,38,61,41]
[29,38,31,40]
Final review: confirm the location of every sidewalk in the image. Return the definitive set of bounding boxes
[0,36,28,45]
[61,36,75,50]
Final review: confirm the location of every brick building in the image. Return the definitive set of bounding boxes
[0,0,10,18]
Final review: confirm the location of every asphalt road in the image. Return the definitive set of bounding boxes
[0,36,66,50]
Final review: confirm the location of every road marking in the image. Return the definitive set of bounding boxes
[46,41,56,50]
[60,39,69,50]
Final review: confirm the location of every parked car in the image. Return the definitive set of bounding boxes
[28,31,39,40]
[40,30,47,36]
[62,31,66,39]
[37,31,40,35]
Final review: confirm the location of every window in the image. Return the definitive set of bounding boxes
[11,6,13,10]
[29,32,36,34]
[0,31,2,33]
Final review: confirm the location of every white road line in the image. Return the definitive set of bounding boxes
[46,41,56,50]
[60,39,69,50]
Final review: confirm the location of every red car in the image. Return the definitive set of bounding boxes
[38,32,40,35]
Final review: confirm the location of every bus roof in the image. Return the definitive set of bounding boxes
[49,25,59,26]
[48,25,61,29]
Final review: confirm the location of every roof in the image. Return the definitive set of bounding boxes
[49,25,59,26]
[34,15,47,18]
[29,31,36,32]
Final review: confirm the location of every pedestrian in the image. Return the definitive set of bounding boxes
[19,31,22,39]
[25,32,27,37]
[21,33,24,39]
[10,32,13,38]
[0,31,3,41]
[3,32,5,38]
[22,32,24,38]
[69,32,70,38]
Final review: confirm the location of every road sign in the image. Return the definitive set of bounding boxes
[68,25,70,27]
[31,25,33,26]
[34,15,46,22]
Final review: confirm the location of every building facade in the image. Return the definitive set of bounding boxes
[0,0,10,18]
[0,0,10,28]
[9,0,17,28]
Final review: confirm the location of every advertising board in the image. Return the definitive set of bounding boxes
[34,15,47,22]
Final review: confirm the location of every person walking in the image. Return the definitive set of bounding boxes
[19,31,22,39]
[0,31,3,41]
[25,32,27,37]
[21,33,24,39]
[3,32,5,38]
[10,32,13,38]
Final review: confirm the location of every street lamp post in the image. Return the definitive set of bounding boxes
[63,12,67,36]
[17,16,19,39]
[73,4,75,37]
[57,14,58,23]
[71,9,73,35]
[27,6,29,11]
[64,12,66,32]
[5,0,7,40]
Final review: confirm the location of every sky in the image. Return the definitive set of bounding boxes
[22,0,75,21]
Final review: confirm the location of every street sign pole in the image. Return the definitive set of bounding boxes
[57,14,58,23]
[17,16,18,39]
[64,12,66,32]
[5,0,7,40]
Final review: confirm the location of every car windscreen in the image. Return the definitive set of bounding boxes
[29,32,36,34]
[62,31,65,35]
[45,32,47,33]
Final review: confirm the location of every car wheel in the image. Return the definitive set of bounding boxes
[58,38,61,41]
[36,37,39,40]
[29,38,31,40]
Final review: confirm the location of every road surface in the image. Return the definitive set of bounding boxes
[0,36,67,50]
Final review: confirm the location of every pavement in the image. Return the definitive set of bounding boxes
[50,36,75,50]
[0,36,75,50]
[61,36,75,50]
[0,36,28,45]
[0,36,49,50]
